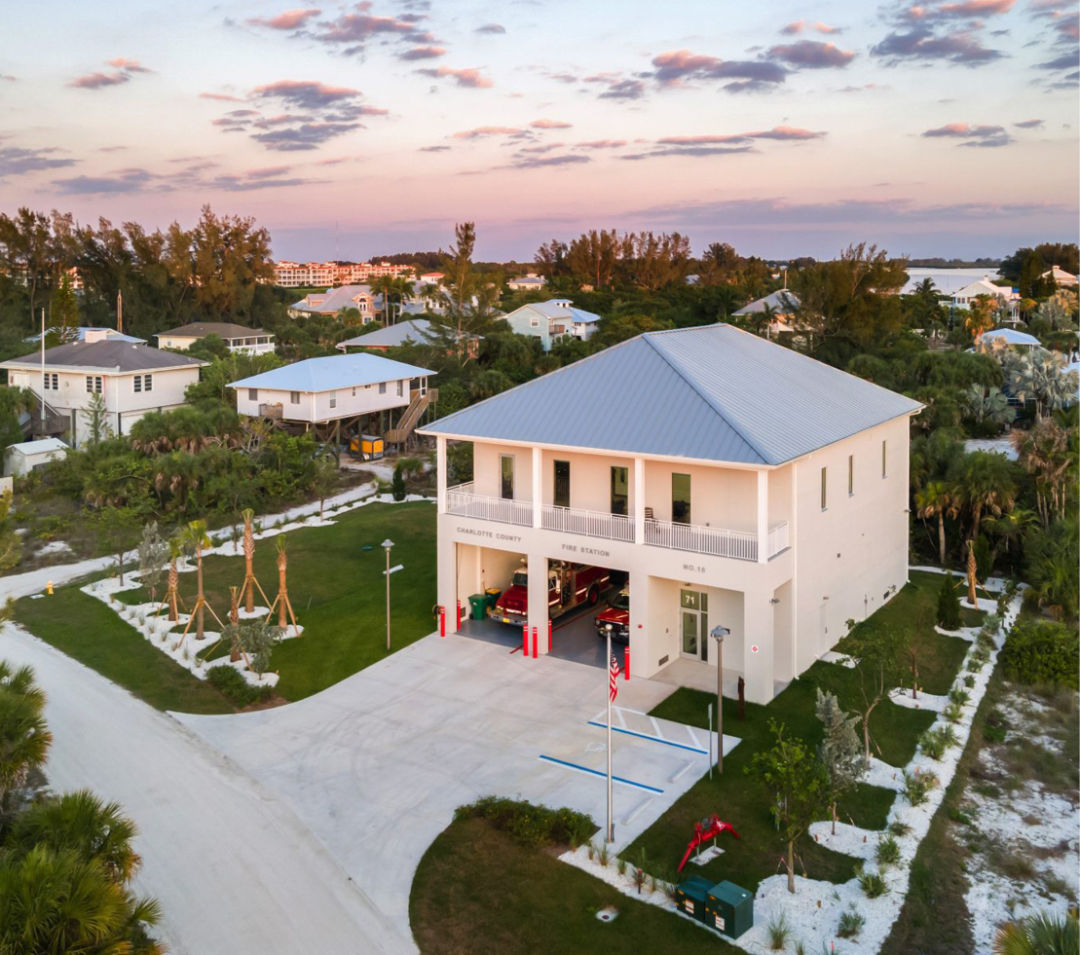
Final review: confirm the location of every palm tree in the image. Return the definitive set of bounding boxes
[1012,418,1075,525]
[182,519,212,639]
[7,789,141,885]
[950,451,1018,541]
[0,662,52,813]
[915,481,958,567]
[994,908,1079,954]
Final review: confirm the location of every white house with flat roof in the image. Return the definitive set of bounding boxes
[1,341,205,447]
[503,299,601,351]
[419,324,921,704]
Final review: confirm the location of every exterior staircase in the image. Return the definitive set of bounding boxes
[20,392,70,440]
[385,387,438,447]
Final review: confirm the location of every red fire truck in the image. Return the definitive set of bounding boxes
[490,561,610,626]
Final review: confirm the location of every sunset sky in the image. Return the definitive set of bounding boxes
[1,0,1077,261]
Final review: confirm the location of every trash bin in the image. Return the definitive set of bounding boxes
[674,876,713,923]
[468,594,487,620]
[484,588,501,610]
[704,881,753,939]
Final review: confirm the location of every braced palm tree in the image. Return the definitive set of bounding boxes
[182,519,212,639]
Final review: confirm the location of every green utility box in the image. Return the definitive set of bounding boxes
[468,594,487,620]
[704,881,754,939]
[484,588,501,610]
[674,876,713,923]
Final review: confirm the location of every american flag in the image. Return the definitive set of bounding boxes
[609,654,621,701]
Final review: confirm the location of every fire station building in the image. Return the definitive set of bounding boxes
[418,324,920,704]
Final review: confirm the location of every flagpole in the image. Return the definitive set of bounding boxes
[606,626,613,844]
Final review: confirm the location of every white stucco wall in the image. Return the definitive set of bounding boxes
[234,379,413,423]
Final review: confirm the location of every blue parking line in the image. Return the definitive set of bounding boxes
[538,755,664,794]
[587,721,708,755]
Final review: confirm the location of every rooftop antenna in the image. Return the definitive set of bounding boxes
[116,289,123,334]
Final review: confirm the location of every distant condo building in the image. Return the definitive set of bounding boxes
[271,260,417,288]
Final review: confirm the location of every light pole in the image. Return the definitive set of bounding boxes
[382,538,394,651]
[711,625,730,774]
[604,621,614,843]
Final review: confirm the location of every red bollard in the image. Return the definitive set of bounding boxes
[456,601,462,631]
[532,627,538,659]
[439,606,445,638]
[548,618,552,651]
[624,647,630,680]
[522,623,528,655]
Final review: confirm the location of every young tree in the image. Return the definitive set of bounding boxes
[137,522,169,603]
[843,625,906,763]
[0,662,52,814]
[234,619,284,676]
[181,519,212,639]
[391,464,407,502]
[0,492,22,573]
[915,481,958,568]
[815,688,866,835]
[86,391,111,446]
[49,271,79,342]
[745,720,830,894]
[937,573,962,630]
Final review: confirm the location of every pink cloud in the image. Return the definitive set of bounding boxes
[574,139,627,148]
[107,57,150,72]
[70,71,130,89]
[781,20,805,34]
[248,8,322,30]
[399,45,445,60]
[937,0,1015,15]
[530,118,572,129]
[453,126,524,138]
[815,22,842,34]
[200,91,244,102]
[416,66,493,88]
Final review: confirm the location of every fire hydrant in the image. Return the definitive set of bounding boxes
[46,581,54,596]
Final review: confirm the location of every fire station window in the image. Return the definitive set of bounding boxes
[848,454,854,496]
[610,466,628,516]
[672,473,691,524]
[248,389,258,401]
[500,455,514,500]
[821,467,828,510]
[882,440,887,478]
[290,391,300,404]
[553,460,570,508]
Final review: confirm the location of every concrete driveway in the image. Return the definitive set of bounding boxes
[178,632,735,940]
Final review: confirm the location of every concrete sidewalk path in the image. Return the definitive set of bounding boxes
[0,623,411,955]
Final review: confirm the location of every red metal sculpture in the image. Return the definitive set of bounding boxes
[676,814,741,872]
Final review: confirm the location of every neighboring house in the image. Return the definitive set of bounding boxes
[502,299,601,351]
[25,327,145,345]
[289,285,376,321]
[419,324,921,705]
[1041,264,1078,289]
[950,277,1020,319]
[974,328,1041,354]
[0,341,205,447]
[4,437,69,477]
[506,273,547,292]
[337,319,481,359]
[156,322,276,356]
[230,352,436,445]
[732,290,802,337]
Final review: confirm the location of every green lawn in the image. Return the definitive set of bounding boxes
[13,588,233,714]
[15,501,438,709]
[410,815,741,955]
[623,570,973,894]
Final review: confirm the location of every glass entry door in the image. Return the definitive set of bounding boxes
[680,589,709,661]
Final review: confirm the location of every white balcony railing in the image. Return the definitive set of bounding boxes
[446,483,532,527]
[645,520,758,561]
[767,521,790,557]
[541,505,634,543]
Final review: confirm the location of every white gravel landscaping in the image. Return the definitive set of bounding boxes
[569,576,1023,954]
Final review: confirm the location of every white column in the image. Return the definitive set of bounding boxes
[756,469,768,563]
[527,553,549,654]
[436,436,447,514]
[531,446,542,529]
[634,457,645,545]
[436,532,458,633]
[743,589,775,705]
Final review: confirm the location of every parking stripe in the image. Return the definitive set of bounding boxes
[586,721,708,755]
[537,755,664,794]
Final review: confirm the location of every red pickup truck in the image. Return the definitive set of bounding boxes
[490,561,610,626]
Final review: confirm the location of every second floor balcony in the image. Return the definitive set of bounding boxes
[445,482,788,562]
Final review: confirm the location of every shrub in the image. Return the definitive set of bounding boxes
[837,909,865,939]
[919,727,957,759]
[888,820,912,837]
[998,619,1079,689]
[206,665,271,708]
[948,686,970,706]
[766,913,790,950]
[937,574,962,630]
[391,466,407,502]
[859,869,888,898]
[943,702,964,724]
[964,674,975,688]
[903,769,940,806]
[876,834,901,867]
[453,797,595,848]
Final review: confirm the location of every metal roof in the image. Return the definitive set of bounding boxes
[291,285,373,314]
[25,327,146,345]
[420,323,921,466]
[338,320,432,350]
[506,300,602,326]
[229,353,434,394]
[978,328,1041,346]
[732,290,800,316]
[2,341,206,372]
[7,438,69,456]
